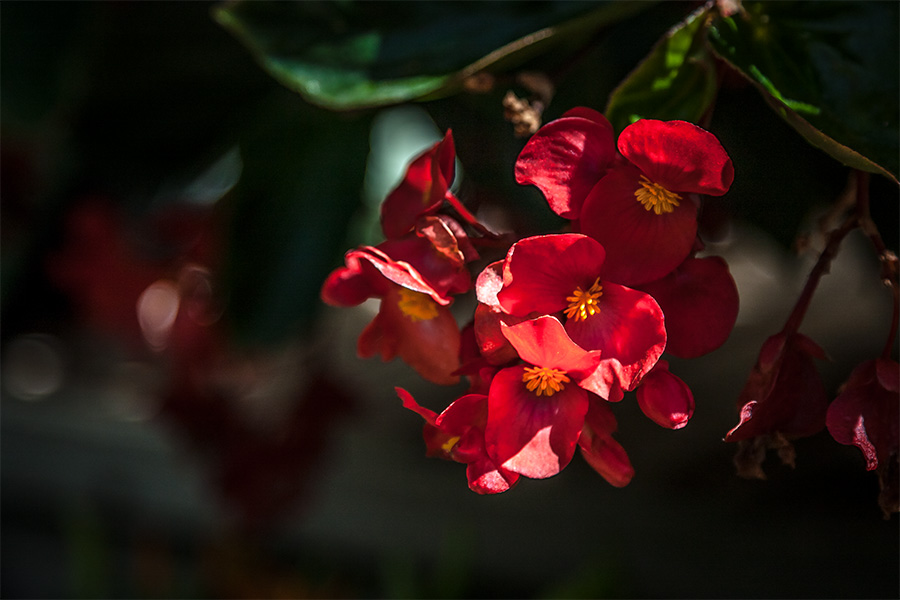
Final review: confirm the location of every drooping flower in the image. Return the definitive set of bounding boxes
[637,255,739,358]
[514,107,617,220]
[398,387,518,494]
[492,233,667,400]
[578,119,734,286]
[826,358,899,517]
[724,331,829,478]
[321,237,468,385]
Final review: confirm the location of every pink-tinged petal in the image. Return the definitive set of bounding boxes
[725,332,828,443]
[638,256,739,358]
[827,359,899,471]
[565,283,666,393]
[466,458,519,494]
[359,285,461,385]
[486,365,589,479]
[497,234,607,316]
[500,315,604,377]
[636,360,695,429]
[579,164,698,286]
[618,119,734,196]
[381,131,455,239]
[515,111,616,219]
[578,400,634,487]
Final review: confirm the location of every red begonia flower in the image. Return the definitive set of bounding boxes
[638,256,739,358]
[579,119,733,286]
[636,360,695,430]
[357,283,461,385]
[578,162,699,286]
[484,316,610,479]
[496,234,666,398]
[381,131,456,239]
[725,332,829,478]
[578,398,634,487]
[826,359,899,470]
[514,107,616,220]
[398,387,518,494]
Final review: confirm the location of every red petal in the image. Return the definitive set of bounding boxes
[636,361,695,429]
[515,112,616,219]
[565,282,666,393]
[497,234,606,316]
[486,365,588,479]
[500,315,603,377]
[578,400,634,487]
[579,164,698,286]
[466,459,519,494]
[638,256,739,358]
[617,119,734,196]
[381,131,455,239]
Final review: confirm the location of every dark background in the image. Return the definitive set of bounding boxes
[2,2,898,598]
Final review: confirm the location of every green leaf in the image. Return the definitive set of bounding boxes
[605,6,718,133]
[707,1,899,183]
[213,1,649,111]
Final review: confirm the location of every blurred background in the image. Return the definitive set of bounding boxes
[2,2,898,598]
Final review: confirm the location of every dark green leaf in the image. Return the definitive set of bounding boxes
[221,92,372,346]
[605,6,717,132]
[214,0,649,110]
[707,1,899,183]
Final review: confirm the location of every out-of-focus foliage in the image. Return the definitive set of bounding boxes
[213,0,651,110]
[707,1,900,183]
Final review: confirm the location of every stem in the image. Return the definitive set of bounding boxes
[781,212,859,335]
[855,170,900,358]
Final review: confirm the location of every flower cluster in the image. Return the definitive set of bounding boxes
[322,108,739,493]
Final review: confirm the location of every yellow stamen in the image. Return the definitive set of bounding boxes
[522,366,570,397]
[441,435,460,453]
[564,277,603,321]
[397,288,439,321]
[635,175,682,215]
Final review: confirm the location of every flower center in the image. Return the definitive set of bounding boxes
[635,175,681,215]
[397,288,439,321]
[441,435,460,453]
[522,366,570,397]
[564,277,603,321]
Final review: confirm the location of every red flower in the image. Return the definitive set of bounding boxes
[321,237,468,385]
[493,233,666,400]
[826,359,899,516]
[637,256,739,358]
[484,316,609,479]
[514,107,616,220]
[725,332,829,478]
[578,119,734,286]
[398,387,518,494]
